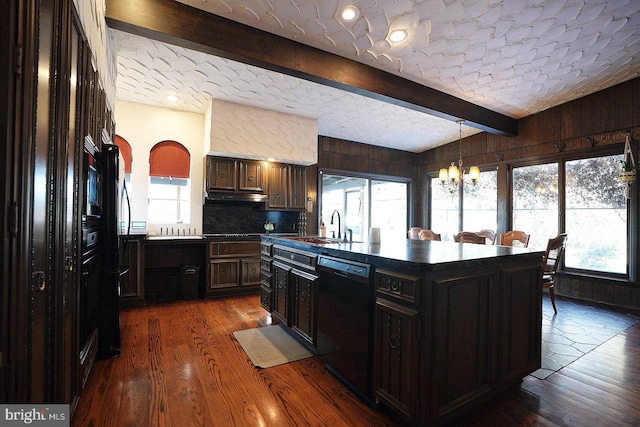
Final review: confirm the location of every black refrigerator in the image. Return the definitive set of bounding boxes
[98,138,130,359]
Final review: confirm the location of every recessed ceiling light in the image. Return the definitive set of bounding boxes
[166,94,179,102]
[388,29,408,43]
[341,6,359,21]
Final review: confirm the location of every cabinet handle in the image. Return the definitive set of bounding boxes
[388,279,402,293]
[300,291,306,302]
[248,175,254,181]
[389,334,400,349]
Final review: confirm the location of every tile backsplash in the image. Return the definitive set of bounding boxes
[203,203,300,234]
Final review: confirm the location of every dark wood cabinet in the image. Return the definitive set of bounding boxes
[205,156,266,193]
[374,270,421,423]
[267,163,307,210]
[238,159,265,192]
[205,156,237,191]
[270,244,318,346]
[290,268,318,346]
[288,165,307,210]
[206,240,261,297]
[260,241,274,312]
[119,237,145,308]
[267,163,288,209]
[374,298,420,422]
[272,260,291,324]
[209,259,240,289]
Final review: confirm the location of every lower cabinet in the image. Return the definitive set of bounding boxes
[119,237,144,308]
[290,268,318,346]
[374,269,421,423]
[374,298,420,422]
[206,240,261,297]
[270,245,318,347]
[272,260,291,324]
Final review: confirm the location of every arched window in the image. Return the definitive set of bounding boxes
[115,135,134,228]
[148,140,191,223]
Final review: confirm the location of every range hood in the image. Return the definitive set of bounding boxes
[205,192,268,203]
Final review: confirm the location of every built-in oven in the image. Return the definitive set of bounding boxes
[316,255,375,405]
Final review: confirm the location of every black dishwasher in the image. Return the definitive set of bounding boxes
[316,255,375,405]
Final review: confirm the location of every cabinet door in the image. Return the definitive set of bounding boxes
[288,165,307,209]
[291,268,318,346]
[120,238,144,307]
[206,157,237,191]
[272,261,291,324]
[238,160,265,192]
[374,298,420,423]
[208,259,239,290]
[241,258,261,286]
[267,163,288,209]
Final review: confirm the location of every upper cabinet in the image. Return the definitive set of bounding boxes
[205,156,307,210]
[238,160,266,192]
[266,163,307,210]
[205,156,266,193]
[206,157,237,191]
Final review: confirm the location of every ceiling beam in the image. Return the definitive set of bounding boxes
[105,0,518,136]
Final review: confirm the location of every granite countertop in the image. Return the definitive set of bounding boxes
[267,235,545,267]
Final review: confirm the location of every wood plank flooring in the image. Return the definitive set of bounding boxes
[72,295,640,426]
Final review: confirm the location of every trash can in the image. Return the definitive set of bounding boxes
[180,264,200,300]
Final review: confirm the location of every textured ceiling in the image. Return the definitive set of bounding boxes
[111,0,640,153]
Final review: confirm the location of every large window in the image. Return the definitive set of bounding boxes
[513,163,559,249]
[320,172,408,242]
[565,154,627,274]
[513,152,628,276]
[431,170,497,241]
[462,169,498,232]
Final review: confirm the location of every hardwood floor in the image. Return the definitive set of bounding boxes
[72,295,640,426]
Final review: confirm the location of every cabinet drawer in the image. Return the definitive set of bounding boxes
[210,241,260,257]
[375,269,421,305]
[261,256,273,271]
[260,242,273,256]
[273,245,317,270]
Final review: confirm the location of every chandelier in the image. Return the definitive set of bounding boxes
[439,120,480,192]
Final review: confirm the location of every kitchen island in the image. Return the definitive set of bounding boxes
[261,235,545,426]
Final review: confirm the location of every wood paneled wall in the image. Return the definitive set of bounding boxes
[317,78,640,312]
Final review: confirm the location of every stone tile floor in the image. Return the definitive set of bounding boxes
[531,294,639,380]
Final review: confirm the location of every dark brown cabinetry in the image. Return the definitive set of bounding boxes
[266,163,307,210]
[206,240,261,296]
[271,244,318,346]
[374,270,421,422]
[288,165,307,210]
[260,241,274,311]
[205,156,265,193]
[119,237,144,308]
[205,157,237,191]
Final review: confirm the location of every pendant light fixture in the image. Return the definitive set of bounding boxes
[439,120,480,192]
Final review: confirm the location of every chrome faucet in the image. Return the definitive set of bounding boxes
[330,210,341,240]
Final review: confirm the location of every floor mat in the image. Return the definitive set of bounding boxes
[233,325,314,368]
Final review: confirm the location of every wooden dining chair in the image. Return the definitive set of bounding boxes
[454,232,486,244]
[476,229,496,245]
[499,230,530,247]
[419,230,441,241]
[543,233,568,314]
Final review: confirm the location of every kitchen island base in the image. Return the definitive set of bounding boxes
[264,236,544,426]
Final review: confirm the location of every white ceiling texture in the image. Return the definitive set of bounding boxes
[111,0,640,153]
